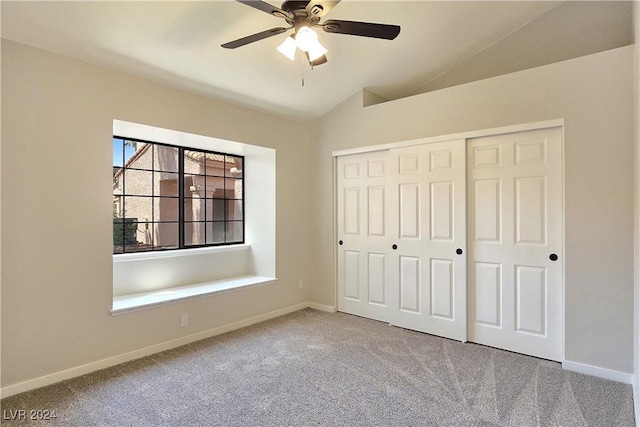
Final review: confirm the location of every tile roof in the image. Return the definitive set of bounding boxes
[184,150,234,164]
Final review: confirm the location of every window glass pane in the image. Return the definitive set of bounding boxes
[183,198,192,222]
[225,178,243,200]
[113,139,139,167]
[184,222,193,244]
[154,145,179,172]
[203,176,217,196]
[211,199,225,221]
[112,218,125,253]
[226,221,244,243]
[184,150,205,175]
[113,196,124,219]
[184,221,206,246]
[155,173,179,196]
[205,154,227,177]
[113,181,124,213]
[183,175,194,195]
[207,222,226,244]
[227,200,243,221]
[211,176,226,199]
[227,156,243,178]
[122,169,153,196]
[114,179,123,200]
[154,197,178,222]
[155,222,179,250]
[137,220,154,248]
[122,196,152,223]
[184,197,212,222]
[123,141,150,169]
[113,139,124,168]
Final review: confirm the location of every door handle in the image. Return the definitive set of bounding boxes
[549,253,558,261]
[392,244,398,250]
[456,248,463,255]
[339,240,343,246]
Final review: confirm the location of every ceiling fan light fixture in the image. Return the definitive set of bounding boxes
[276,35,297,61]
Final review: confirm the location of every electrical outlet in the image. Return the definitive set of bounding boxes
[180,313,188,327]
[298,279,304,289]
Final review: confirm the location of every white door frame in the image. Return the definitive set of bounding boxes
[332,119,565,362]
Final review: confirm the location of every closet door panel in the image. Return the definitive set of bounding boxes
[337,151,392,322]
[388,139,467,341]
[468,127,563,361]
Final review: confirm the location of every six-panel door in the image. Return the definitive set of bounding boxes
[337,150,392,322]
[467,128,563,361]
[388,140,467,341]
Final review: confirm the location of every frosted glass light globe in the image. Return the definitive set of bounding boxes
[295,26,318,52]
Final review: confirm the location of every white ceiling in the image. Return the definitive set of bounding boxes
[1,1,564,121]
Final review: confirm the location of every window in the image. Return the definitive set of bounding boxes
[112,137,244,254]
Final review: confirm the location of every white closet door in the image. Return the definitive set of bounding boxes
[388,139,467,341]
[337,150,392,322]
[468,128,563,361]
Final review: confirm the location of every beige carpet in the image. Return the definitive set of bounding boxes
[0,308,635,426]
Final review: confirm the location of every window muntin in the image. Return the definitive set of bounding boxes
[113,137,244,254]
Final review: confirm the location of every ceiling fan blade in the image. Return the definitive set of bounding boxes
[322,20,400,40]
[236,0,293,20]
[305,0,340,18]
[221,27,289,49]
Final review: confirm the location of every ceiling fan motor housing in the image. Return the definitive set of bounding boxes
[281,1,312,13]
[280,1,321,25]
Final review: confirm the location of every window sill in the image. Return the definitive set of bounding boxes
[110,275,277,315]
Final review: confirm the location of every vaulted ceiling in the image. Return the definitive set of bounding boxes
[1,1,633,121]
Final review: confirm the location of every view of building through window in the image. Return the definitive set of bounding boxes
[113,137,244,254]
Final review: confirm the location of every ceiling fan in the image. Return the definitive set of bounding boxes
[221,0,401,66]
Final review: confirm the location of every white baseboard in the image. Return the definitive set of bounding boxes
[1,301,328,399]
[563,360,633,384]
[308,302,336,313]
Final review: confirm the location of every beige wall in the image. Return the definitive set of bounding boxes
[0,39,315,387]
[313,46,635,373]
